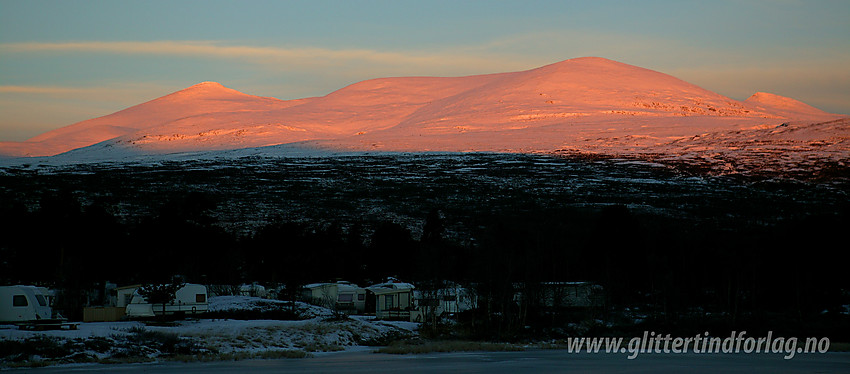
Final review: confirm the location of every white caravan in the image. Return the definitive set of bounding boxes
[125,283,208,318]
[302,281,367,314]
[0,285,52,323]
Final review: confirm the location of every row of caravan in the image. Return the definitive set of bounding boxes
[1,284,208,323]
[5,281,603,323]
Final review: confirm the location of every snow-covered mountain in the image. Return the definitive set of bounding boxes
[1,57,846,164]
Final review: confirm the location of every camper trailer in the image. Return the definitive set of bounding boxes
[367,279,415,320]
[0,285,52,323]
[412,283,475,322]
[239,283,268,298]
[302,281,367,314]
[124,283,209,318]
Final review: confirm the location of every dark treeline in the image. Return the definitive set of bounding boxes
[1,191,848,340]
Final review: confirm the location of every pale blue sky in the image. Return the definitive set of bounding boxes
[1,0,848,141]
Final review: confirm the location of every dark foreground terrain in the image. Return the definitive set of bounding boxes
[1,153,848,339]
[21,350,850,374]
[2,153,846,236]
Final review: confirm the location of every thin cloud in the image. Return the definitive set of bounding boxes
[0,41,533,74]
[0,85,103,95]
[0,83,164,99]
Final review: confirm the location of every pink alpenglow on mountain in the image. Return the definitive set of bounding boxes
[1,57,846,166]
[0,82,298,157]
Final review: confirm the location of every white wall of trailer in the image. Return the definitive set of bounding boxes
[125,284,208,318]
[0,285,52,322]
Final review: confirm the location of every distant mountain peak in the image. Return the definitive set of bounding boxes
[745,92,828,115]
[180,81,228,91]
[537,56,643,70]
[193,81,225,87]
[747,92,804,105]
[168,81,246,98]
[556,56,618,64]
[518,56,687,89]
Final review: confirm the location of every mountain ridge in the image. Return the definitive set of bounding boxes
[0,57,845,160]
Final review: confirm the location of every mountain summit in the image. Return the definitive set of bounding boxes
[1,81,288,157]
[0,57,844,159]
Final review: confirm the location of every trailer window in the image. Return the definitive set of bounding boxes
[338,293,353,302]
[358,294,365,301]
[35,294,47,306]
[195,294,206,303]
[13,295,28,307]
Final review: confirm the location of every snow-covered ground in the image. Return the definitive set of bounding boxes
[0,296,418,367]
[208,295,332,318]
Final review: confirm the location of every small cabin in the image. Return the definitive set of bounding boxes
[116,284,142,308]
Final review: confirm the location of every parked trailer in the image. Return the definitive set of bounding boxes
[0,285,52,323]
[125,284,209,318]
